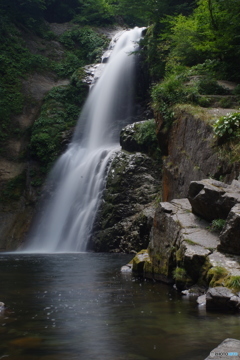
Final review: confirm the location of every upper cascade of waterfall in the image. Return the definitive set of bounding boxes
[21,27,145,253]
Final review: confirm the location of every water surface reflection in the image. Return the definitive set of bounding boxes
[0,253,239,360]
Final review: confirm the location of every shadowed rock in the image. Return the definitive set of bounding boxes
[218,204,240,255]
[188,179,240,222]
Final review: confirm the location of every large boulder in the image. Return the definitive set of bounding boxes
[145,198,219,284]
[188,179,240,222]
[90,150,161,253]
[218,204,240,255]
[206,287,240,312]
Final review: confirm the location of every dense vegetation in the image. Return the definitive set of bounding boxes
[0,0,240,193]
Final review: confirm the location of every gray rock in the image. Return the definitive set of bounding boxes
[120,121,149,153]
[121,264,133,273]
[197,294,206,306]
[208,251,240,276]
[218,204,240,255]
[205,338,240,360]
[147,198,219,284]
[90,150,161,253]
[188,179,240,222]
[206,286,239,311]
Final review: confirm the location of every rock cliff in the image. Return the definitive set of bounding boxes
[156,106,240,201]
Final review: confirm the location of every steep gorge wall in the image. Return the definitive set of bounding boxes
[156,106,240,201]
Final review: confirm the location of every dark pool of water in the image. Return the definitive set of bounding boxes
[0,253,239,360]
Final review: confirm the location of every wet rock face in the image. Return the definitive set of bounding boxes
[90,150,161,253]
[188,179,240,222]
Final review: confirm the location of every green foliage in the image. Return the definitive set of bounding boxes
[173,267,187,281]
[157,0,240,81]
[197,77,229,95]
[59,26,109,64]
[213,112,240,142]
[209,219,226,232]
[135,119,160,158]
[0,20,52,147]
[225,276,240,292]
[30,81,88,170]
[151,71,198,129]
[207,266,229,287]
[0,172,26,202]
[233,85,240,95]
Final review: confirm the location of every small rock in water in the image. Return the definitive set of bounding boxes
[197,294,206,306]
[121,264,133,273]
[0,302,5,311]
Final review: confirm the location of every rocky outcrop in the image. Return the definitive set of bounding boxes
[127,178,240,312]
[188,179,240,255]
[188,179,240,221]
[142,198,219,284]
[90,150,161,253]
[205,338,240,360]
[156,106,240,201]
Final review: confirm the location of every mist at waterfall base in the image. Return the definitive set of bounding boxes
[22,28,144,253]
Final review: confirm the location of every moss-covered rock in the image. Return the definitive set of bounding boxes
[90,150,161,253]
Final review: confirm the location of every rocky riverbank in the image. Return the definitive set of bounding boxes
[126,178,240,312]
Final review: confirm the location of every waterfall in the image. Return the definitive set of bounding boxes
[22,27,144,253]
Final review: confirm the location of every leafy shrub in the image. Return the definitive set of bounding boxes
[30,82,88,170]
[197,77,229,95]
[59,26,108,64]
[209,219,226,233]
[135,119,160,158]
[213,112,240,142]
[233,85,240,95]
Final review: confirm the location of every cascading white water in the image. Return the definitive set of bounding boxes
[22,27,144,253]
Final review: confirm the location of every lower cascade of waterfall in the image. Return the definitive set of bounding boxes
[22,27,144,253]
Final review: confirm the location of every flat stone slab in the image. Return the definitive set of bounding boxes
[209,251,240,276]
[205,338,240,359]
[166,199,220,249]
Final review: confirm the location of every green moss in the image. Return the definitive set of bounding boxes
[225,276,240,292]
[173,267,187,281]
[183,239,198,246]
[207,266,229,287]
[0,172,26,202]
[30,81,88,173]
